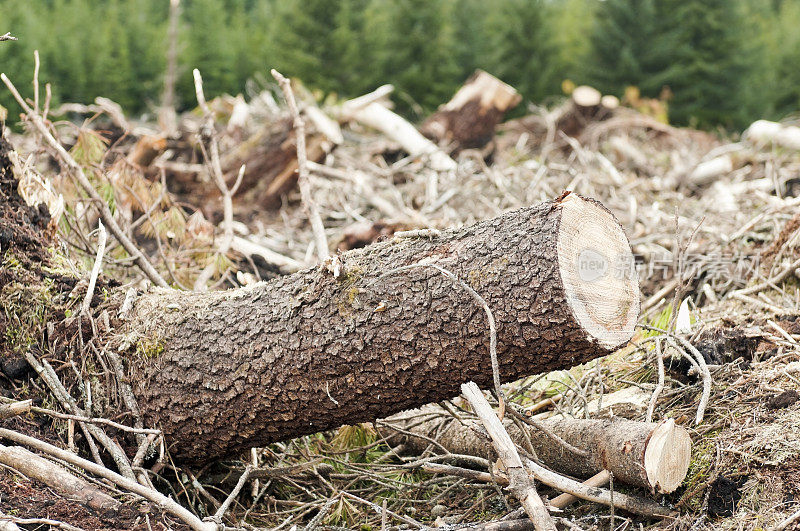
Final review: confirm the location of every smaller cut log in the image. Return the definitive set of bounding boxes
[382,407,690,493]
[421,70,522,151]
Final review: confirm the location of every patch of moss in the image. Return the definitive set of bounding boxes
[1,279,54,354]
[136,337,166,359]
[680,434,720,510]
[335,265,365,317]
[467,256,510,290]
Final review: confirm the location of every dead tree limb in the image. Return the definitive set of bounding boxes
[461,381,556,531]
[0,444,120,511]
[119,193,639,463]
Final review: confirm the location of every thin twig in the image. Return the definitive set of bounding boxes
[82,221,107,315]
[192,68,237,291]
[271,69,329,262]
[646,337,665,423]
[0,32,17,41]
[640,325,711,424]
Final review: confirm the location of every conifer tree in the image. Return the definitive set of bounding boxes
[366,0,460,115]
[482,0,559,104]
[180,0,238,102]
[663,0,750,127]
[585,0,682,100]
[270,0,343,94]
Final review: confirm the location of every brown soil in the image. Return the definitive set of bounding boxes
[0,125,51,269]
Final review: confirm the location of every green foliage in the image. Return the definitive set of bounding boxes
[585,0,683,99]
[584,0,755,128]
[663,0,751,128]
[0,0,799,128]
[366,0,461,116]
[482,0,559,105]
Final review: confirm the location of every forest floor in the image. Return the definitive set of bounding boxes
[1,73,800,531]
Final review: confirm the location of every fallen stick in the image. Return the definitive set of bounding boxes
[461,381,556,531]
[0,428,216,531]
[0,444,120,511]
[549,470,611,509]
[341,99,457,172]
[0,400,31,420]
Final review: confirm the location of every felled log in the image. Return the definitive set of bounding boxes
[120,193,639,463]
[421,70,521,151]
[383,406,690,493]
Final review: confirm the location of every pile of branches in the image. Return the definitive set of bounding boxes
[1,56,800,531]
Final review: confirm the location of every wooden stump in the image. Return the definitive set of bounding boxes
[422,70,522,151]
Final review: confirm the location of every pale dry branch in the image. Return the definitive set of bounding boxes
[271,68,329,262]
[0,428,216,531]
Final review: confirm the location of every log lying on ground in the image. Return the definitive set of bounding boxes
[121,193,639,463]
[383,406,690,493]
[421,70,521,151]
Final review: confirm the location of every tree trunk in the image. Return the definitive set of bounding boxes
[122,192,639,463]
[421,70,522,151]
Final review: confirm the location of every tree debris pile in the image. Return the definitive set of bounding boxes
[1,69,800,531]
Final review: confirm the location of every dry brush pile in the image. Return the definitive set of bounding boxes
[0,60,800,531]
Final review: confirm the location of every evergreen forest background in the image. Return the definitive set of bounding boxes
[1,0,799,130]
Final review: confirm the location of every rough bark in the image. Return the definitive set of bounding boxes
[383,406,690,493]
[122,193,639,463]
[421,70,521,151]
